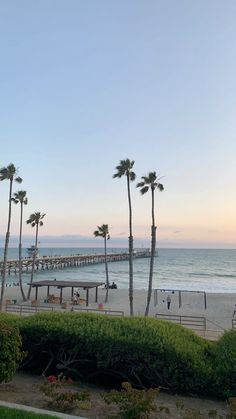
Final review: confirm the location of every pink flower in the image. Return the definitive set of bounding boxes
[47,375,57,383]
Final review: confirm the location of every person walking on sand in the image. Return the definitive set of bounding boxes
[167,295,171,310]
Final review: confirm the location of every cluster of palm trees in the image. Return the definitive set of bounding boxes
[113,159,164,317]
[0,160,163,316]
[0,163,45,310]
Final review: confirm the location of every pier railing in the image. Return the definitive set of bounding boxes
[1,250,151,276]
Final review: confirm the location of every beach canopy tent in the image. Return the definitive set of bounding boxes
[29,280,105,306]
[153,288,207,310]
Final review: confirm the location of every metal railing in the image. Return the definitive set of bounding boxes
[154,313,226,341]
[71,306,124,316]
[5,303,55,315]
[5,302,124,317]
[155,313,207,330]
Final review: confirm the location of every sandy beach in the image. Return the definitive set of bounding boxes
[2,284,236,332]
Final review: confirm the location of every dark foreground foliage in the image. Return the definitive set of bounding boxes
[211,329,236,397]
[0,318,23,383]
[0,312,235,399]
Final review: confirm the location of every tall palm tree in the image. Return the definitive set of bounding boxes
[113,159,136,316]
[0,164,22,311]
[137,172,164,316]
[26,212,45,300]
[12,190,28,301]
[93,224,110,303]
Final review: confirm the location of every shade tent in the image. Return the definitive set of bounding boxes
[29,280,105,306]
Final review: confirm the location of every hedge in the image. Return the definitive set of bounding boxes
[211,329,236,397]
[1,312,213,395]
[0,318,23,383]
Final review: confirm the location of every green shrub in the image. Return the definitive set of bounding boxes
[0,319,23,383]
[7,312,214,395]
[102,381,159,418]
[39,372,90,412]
[212,329,236,397]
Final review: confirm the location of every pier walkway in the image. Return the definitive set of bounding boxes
[1,249,151,275]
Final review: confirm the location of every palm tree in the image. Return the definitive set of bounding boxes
[113,159,136,316]
[93,224,110,303]
[0,164,22,311]
[137,172,164,316]
[12,190,28,301]
[26,212,45,300]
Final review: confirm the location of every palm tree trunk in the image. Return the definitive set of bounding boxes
[145,188,156,316]
[27,224,38,300]
[0,180,13,311]
[127,175,134,316]
[19,203,26,301]
[104,236,109,303]
[145,225,156,316]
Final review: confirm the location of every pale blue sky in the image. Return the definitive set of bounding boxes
[0,0,236,248]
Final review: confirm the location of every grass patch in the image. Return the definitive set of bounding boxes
[0,405,60,418]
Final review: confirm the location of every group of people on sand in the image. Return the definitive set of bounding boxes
[105,282,117,289]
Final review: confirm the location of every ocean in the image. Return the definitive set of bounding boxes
[1,248,236,293]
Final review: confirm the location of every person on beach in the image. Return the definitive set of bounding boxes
[73,294,78,305]
[167,295,171,310]
[233,304,236,317]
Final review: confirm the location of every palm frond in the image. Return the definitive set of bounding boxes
[113,158,136,179]
[93,224,109,238]
[26,212,45,226]
[140,186,149,195]
[130,171,136,181]
[12,190,27,204]
[15,176,23,184]
[0,163,16,180]
[136,181,145,188]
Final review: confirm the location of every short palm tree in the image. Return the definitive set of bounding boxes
[113,159,136,316]
[26,212,45,300]
[12,190,28,301]
[137,172,164,316]
[93,224,110,303]
[0,163,22,311]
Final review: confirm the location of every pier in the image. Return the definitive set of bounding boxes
[0,249,151,276]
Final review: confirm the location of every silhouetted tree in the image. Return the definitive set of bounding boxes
[94,224,110,303]
[0,163,22,310]
[113,159,136,316]
[137,172,164,316]
[12,190,28,301]
[26,212,45,299]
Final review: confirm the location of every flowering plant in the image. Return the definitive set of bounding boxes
[39,373,90,412]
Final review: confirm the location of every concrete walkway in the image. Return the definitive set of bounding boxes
[0,400,86,418]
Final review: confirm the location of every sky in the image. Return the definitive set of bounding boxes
[0,0,236,248]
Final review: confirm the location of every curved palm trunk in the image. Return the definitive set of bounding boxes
[145,188,156,317]
[27,224,39,300]
[0,180,13,311]
[104,236,109,303]
[127,175,134,316]
[18,202,26,301]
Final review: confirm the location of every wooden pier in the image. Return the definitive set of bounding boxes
[0,249,151,276]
